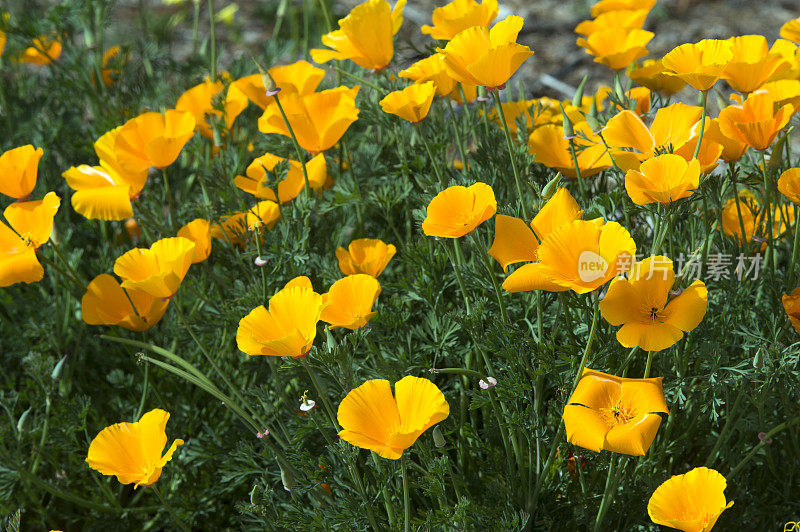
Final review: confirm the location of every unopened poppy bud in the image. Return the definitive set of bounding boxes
[249,485,260,505]
[432,426,446,448]
[325,327,337,353]
[51,355,67,381]
[254,256,268,267]
[17,407,32,434]
[541,174,562,200]
[280,464,295,491]
[479,377,497,389]
[585,99,601,132]
[559,104,574,139]
[613,75,626,107]
[124,218,141,241]
[572,75,588,108]
[252,58,280,97]
[769,135,787,170]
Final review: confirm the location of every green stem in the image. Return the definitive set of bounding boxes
[418,123,446,187]
[471,233,509,322]
[192,0,200,56]
[450,239,471,314]
[643,351,655,379]
[572,292,600,391]
[162,167,174,229]
[491,90,530,220]
[446,98,469,171]
[704,387,745,467]
[49,239,87,287]
[254,235,269,305]
[299,357,339,430]
[316,0,333,31]
[38,255,84,291]
[151,484,190,532]
[30,396,50,475]
[594,457,620,532]
[331,66,384,92]
[271,92,312,196]
[760,150,776,277]
[692,90,708,160]
[728,415,800,479]
[135,361,150,421]
[791,205,800,284]
[401,454,411,532]
[568,138,586,199]
[208,0,216,80]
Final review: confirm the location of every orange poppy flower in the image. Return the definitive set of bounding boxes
[0,192,60,287]
[175,79,249,138]
[20,36,61,65]
[422,182,496,238]
[752,79,800,109]
[783,288,800,336]
[0,144,43,199]
[321,274,381,330]
[527,122,612,178]
[420,0,498,41]
[781,17,800,45]
[113,237,196,298]
[563,368,668,456]
[379,81,436,123]
[628,59,687,94]
[719,190,792,247]
[234,60,325,110]
[648,467,733,532]
[590,0,656,17]
[114,110,196,173]
[177,219,212,263]
[338,376,449,459]
[717,92,795,151]
[310,0,406,70]
[624,153,701,206]
[722,35,792,94]
[778,168,800,204]
[81,274,170,331]
[100,46,124,86]
[576,27,653,71]
[661,39,733,91]
[398,53,458,97]
[234,153,328,203]
[336,238,396,277]
[574,9,649,37]
[704,118,748,162]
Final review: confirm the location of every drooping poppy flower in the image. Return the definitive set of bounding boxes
[0,192,60,287]
[81,274,170,331]
[574,9,649,37]
[600,256,708,351]
[337,375,449,459]
[336,238,396,277]
[236,276,326,357]
[717,92,795,151]
[86,409,184,488]
[0,144,43,199]
[648,467,734,532]
[720,190,793,247]
[563,368,668,456]
[379,81,436,123]
[234,60,326,110]
[779,168,800,204]
[114,110,197,173]
[321,274,381,330]
[177,219,212,263]
[175,79,249,138]
[422,182,496,238]
[310,0,406,70]
[439,15,534,90]
[661,39,734,91]
[19,36,61,65]
[257,86,360,153]
[576,27,653,71]
[625,154,701,206]
[781,17,800,45]
[628,59,687,94]
[420,0,498,41]
[722,35,792,94]
[234,152,328,203]
[113,237,196,298]
[527,122,612,178]
[590,0,656,16]
[783,288,800,336]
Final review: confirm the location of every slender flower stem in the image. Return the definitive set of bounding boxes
[151,485,190,532]
[331,66,384,92]
[401,454,411,532]
[418,123,446,187]
[594,457,620,532]
[643,351,655,379]
[39,255,84,291]
[692,90,708,160]
[791,205,800,284]
[207,0,217,80]
[450,238,471,314]
[49,239,87,287]
[446,98,469,171]
[568,138,586,198]
[759,151,776,276]
[316,0,333,31]
[253,236,269,306]
[192,0,200,56]
[271,92,312,196]
[728,415,800,479]
[490,90,530,220]
[30,395,50,474]
[135,361,150,421]
[299,357,339,430]
[470,233,509,322]
[571,292,600,391]
[162,167,174,229]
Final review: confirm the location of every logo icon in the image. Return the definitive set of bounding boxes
[784,522,800,532]
[578,251,608,283]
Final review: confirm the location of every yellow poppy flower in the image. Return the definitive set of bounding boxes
[114,110,197,173]
[625,154,701,206]
[86,409,183,488]
[439,15,534,90]
[722,35,792,94]
[335,238,396,277]
[236,276,326,357]
[590,0,656,17]
[310,0,406,70]
[484,99,535,136]
[337,376,449,459]
[720,190,792,247]
[717,92,794,151]
[420,0,498,41]
[779,168,800,204]
[648,467,734,532]
[705,118,748,162]
[574,9,649,37]
[753,79,800,109]
[234,60,326,110]
[379,81,436,123]
[422,182,496,238]
[175,79,249,138]
[113,237,196,298]
[661,39,733,91]
[177,219,212,263]
[576,27,653,71]
[81,274,170,331]
[0,145,43,199]
[783,288,800,336]
[0,29,5,59]
[321,274,381,330]
[398,53,457,97]
[100,45,124,86]
[527,122,612,178]
[20,36,61,65]
[0,192,60,287]
[257,86,360,154]
[628,59,687,94]
[563,368,668,456]
[234,152,328,203]
[600,256,708,351]
[781,17,800,45]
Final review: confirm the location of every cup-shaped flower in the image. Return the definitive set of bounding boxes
[86,409,183,488]
[336,238,396,277]
[629,59,687,94]
[527,122,612,178]
[662,39,734,91]
[719,190,790,247]
[236,276,326,357]
[0,192,61,287]
[563,368,668,456]
[235,61,325,110]
[574,9,649,37]
[705,118,748,162]
[576,27,653,71]
[114,110,197,173]
[398,53,457,97]
[338,376,449,459]
[421,0,498,41]
[718,92,795,151]
[782,288,800,336]
[234,152,328,203]
[0,145,43,199]
[422,182,496,238]
[722,35,792,94]
[113,237,196,298]
[600,256,708,351]
[625,154,701,206]
[648,467,734,532]
[379,81,436,123]
[175,79,249,138]
[321,274,381,330]
[20,36,61,65]
[590,0,655,16]
[440,15,534,90]
[778,168,800,204]
[781,17,800,45]
[257,86,360,153]
[310,0,406,70]
[81,274,169,331]
[177,219,212,263]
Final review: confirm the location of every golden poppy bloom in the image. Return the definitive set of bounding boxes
[321,274,381,330]
[0,144,43,199]
[310,0,406,70]
[337,376,449,459]
[336,238,396,277]
[719,190,792,247]
[379,81,436,123]
[0,192,60,287]
[574,9,649,37]
[590,0,655,16]
[422,182,496,238]
[600,256,708,351]
[114,110,197,173]
[576,27,653,71]
[20,36,61,65]
[175,79,249,138]
[236,276,326,357]
[100,46,124,86]
[625,153,701,206]
[439,15,534,90]
[113,237,196,298]
[717,92,795,151]
[563,368,668,456]
[628,59,687,94]
[81,274,169,331]
[662,39,734,91]
[398,53,458,97]
[705,118,748,162]
[781,17,800,45]
[783,288,800,336]
[420,0,498,41]
[177,219,212,263]
[86,409,183,488]
[235,60,325,110]
[234,152,328,203]
[753,79,800,109]
[779,168,800,204]
[722,35,791,94]
[648,467,734,531]
[257,86,360,154]
[503,219,636,294]
[527,122,612,178]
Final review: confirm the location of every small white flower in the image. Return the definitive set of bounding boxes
[479,377,497,390]
[256,428,270,439]
[299,390,316,411]
[254,256,268,266]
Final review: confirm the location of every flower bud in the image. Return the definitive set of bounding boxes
[541,173,562,200]
[249,485,260,505]
[479,377,497,389]
[254,256,268,267]
[432,426,446,448]
[280,464,295,491]
[584,99,601,133]
[17,407,32,434]
[560,103,574,139]
[51,355,67,381]
[572,75,588,108]
[252,58,280,97]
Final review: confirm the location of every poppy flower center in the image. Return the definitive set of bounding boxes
[599,401,637,427]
